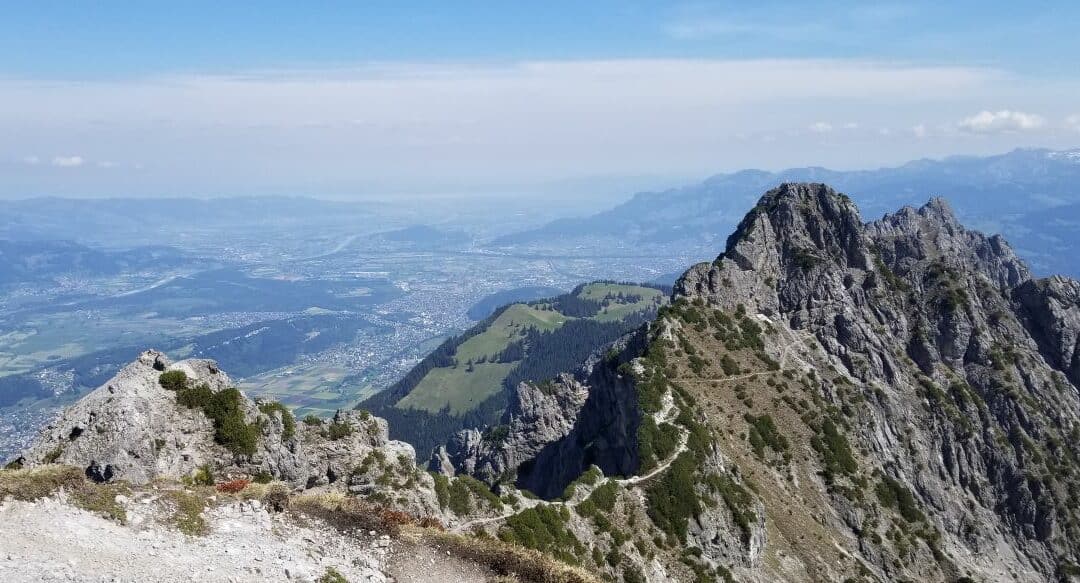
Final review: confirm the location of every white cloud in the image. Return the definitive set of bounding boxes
[1067,114,1080,132]
[0,58,1057,196]
[21,155,40,165]
[809,121,833,133]
[878,128,892,136]
[912,124,928,138]
[842,122,859,130]
[97,160,119,169]
[957,110,1045,134]
[51,155,84,167]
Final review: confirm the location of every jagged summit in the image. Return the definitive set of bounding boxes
[437,184,1080,581]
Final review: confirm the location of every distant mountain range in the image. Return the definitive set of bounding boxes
[496,148,1080,276]
[0,240,190,285]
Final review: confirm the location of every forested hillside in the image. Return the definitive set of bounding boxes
[361,282,668,455]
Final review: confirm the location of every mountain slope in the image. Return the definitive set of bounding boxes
[439,183,1080,582]
[362,282,668,457]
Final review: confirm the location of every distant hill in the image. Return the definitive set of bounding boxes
[494,148,1080,276]
[0,240,189,285]
[465,285,565,320]
[377,224,471,247]
[361,281,669,456]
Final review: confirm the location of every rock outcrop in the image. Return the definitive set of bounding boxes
[444,183,1080,582]
[16,350,439,515]
[668,184,1080,581]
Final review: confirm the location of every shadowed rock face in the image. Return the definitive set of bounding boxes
[431,331,644,498]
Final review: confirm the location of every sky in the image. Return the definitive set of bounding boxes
[2,1,1080,199]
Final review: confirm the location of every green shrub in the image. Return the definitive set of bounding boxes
[448,478,473,515]
[637,418,681,472]
[175,384,260,457]
[328,419,353,441]
[875,476,924,523]
[704,473,757,544]
[645,452,700,543]
[191,464,215,486]
[498,505,584,566]
[303,414,322,426]
[252,471,273,484]
[258,401,296,440]
[158,370,188,391]
[688,355,707,375]
[792,248,821,271]
[719,354,740,376]
[317,567,348,583]
[586,481,619,513]
[482,424,510,444]
[431,472,450,510]
[811,418,857,481]
[745,414,789,460]
[461,475,502,508]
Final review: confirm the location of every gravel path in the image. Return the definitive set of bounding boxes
[0,495,491,583]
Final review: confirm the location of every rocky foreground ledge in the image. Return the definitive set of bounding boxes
[0,351,599,583]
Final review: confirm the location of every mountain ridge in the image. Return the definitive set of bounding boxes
[440,182,1080,581]
[5,183,1080,582]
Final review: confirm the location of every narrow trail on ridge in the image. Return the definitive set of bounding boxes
[452,314,812,534]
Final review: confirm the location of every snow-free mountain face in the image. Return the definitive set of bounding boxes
[497,148,1080,277]
[441,183,1080,581]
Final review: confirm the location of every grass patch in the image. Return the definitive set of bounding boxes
[419,528,600,583]
[166,489,209,536]
[0,465,129,522]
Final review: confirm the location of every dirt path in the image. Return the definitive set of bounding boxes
[452,388,690,532]
[0,493,495,583]
[452,316,814,534]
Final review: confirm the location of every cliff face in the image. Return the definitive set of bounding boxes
[431,331,644,498]
[443,183,1080,582]
[670,184,1080,581]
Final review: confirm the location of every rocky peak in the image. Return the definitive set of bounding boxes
[15,349,441,517]
[869,196,1030,289]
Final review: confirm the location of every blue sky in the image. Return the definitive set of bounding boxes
[2,1,1079,198]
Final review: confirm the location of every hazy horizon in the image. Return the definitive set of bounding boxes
[3,2,1080,200]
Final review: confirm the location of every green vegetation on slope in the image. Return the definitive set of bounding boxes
[362,281,669,456]
[159,370,261,457]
